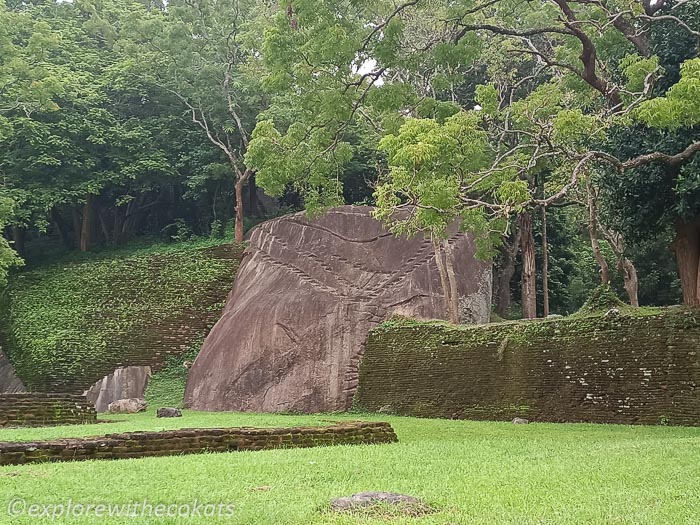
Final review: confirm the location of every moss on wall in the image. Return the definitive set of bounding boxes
[0,240,243,392]
[0,393,96,427]
[0,422,398,466]
[354,309,700,425]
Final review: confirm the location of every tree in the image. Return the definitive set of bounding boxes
[0,197,22,286]
[1,0,235,253]
[0,1,64,260]
[0,2,63,130]
[373,112,498,323]
[600,0,700,305]
[250,0,700,310]
[130,0,269,242]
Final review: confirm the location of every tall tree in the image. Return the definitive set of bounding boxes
[130,0,269,242]
[1,0,229,252]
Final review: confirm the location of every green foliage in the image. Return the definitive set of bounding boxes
[245,119,350,213]
[621,54,662,94]
[475,84,499,116]
[637,58,700,129]
[373,112,498,240]
[0,197,23,286]
[575,284,627,316]
[600,0,700,254]
[600,123,700,242]
[0,4,65,117]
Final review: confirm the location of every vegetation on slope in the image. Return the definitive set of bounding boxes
[0,239,242,391]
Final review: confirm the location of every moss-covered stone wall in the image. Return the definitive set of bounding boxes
[0,242,243,393]
[0,394,96,428]
[0,421,398,466]
[354,310,700,425]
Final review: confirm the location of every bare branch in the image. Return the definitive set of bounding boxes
[360,0,421,54]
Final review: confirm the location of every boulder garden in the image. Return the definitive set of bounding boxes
[184,206,491,413]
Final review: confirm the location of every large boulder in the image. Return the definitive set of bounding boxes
[184,206,491,413]
[0,350,25,394]
[85,366,152,413]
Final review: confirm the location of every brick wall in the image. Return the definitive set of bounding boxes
[0,393,97,428]
[354,310,700,425]
[0,421,398,466]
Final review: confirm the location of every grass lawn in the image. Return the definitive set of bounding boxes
[1,411,699,524]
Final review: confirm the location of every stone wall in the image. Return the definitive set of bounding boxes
[354,310,700,425]
[0,394,97,428]
[0,421,398,466]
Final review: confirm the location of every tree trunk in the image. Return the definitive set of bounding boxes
[541,205,550,317]
[519,212,537,319]
[112,206,126,245]
[71,207,82,249]
[494,227,520,317]
[619,257,640,307]
[51,209,72,249]
[79,195,94,252]
[97,209,110,244]
[588,183,610,285]
[671,217,700,307]
[495,255,516,317]
[234,178,246,243]
[433,236,459,324]
[601,227,639,307]
[10,227,26,259]
[248,174,261,217]
[444,239,460,324]
[234,169,254,243]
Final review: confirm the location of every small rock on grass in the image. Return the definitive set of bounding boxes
[330,492,426,512]
[156,407,182,418]
[512,417,529,424]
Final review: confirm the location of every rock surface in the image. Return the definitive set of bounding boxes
[0,350,25,394]
[184,206,492,413]
[85,366,151,413]
[107,398,147,414]
[330,492,426,512]
[157,407,182,418]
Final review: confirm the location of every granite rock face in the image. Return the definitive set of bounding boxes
[0,351,25,394]
[185,206,491,413]
[85,366,151,413]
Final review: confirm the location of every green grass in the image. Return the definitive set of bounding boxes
[1,412,700,524]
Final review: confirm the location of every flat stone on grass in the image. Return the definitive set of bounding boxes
[329,492,434,517]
